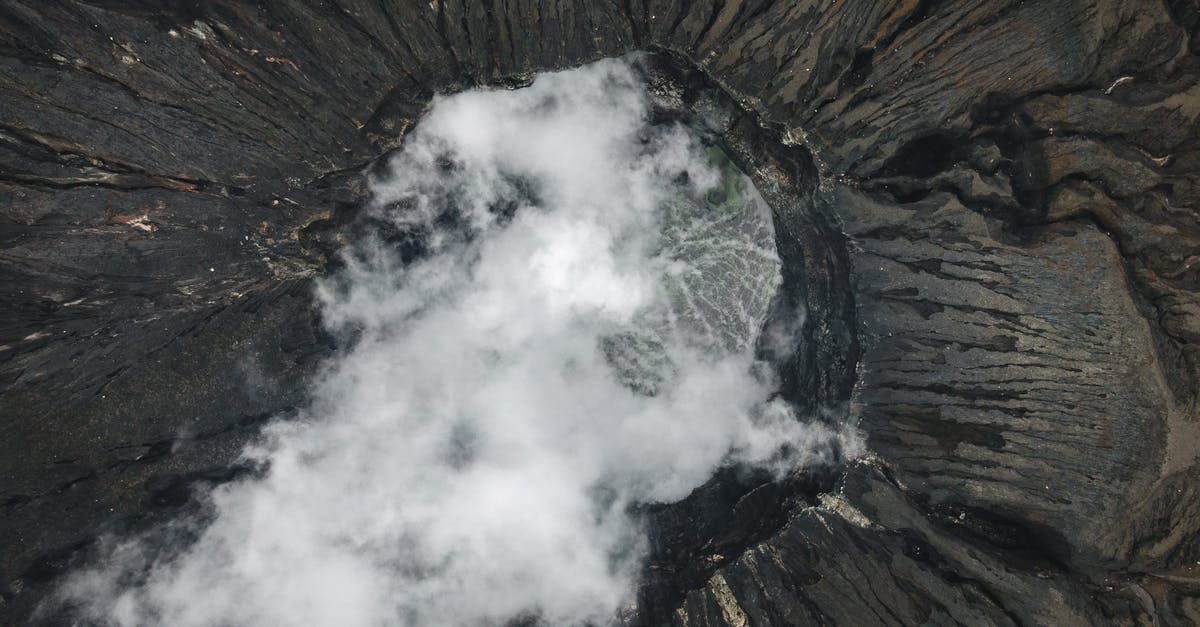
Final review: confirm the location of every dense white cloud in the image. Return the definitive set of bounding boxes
[57,58,855,627]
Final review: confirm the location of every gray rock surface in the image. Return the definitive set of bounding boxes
[2,1,1199,624]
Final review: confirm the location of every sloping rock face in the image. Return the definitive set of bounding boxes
[2,1,1199,624]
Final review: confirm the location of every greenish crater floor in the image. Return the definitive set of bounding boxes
[603,143,782,395]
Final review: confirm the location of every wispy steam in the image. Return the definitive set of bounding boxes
[57,58,853,626]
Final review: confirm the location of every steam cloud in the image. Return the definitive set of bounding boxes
[57,58,855,626]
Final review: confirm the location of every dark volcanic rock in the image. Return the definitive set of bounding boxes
[3,1,1200,624]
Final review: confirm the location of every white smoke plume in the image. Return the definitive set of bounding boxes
[56,58,854,626]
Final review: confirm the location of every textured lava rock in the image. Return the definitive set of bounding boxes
[3,1,1200,624]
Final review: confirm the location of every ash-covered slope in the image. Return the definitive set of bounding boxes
[3,1,1200,624]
